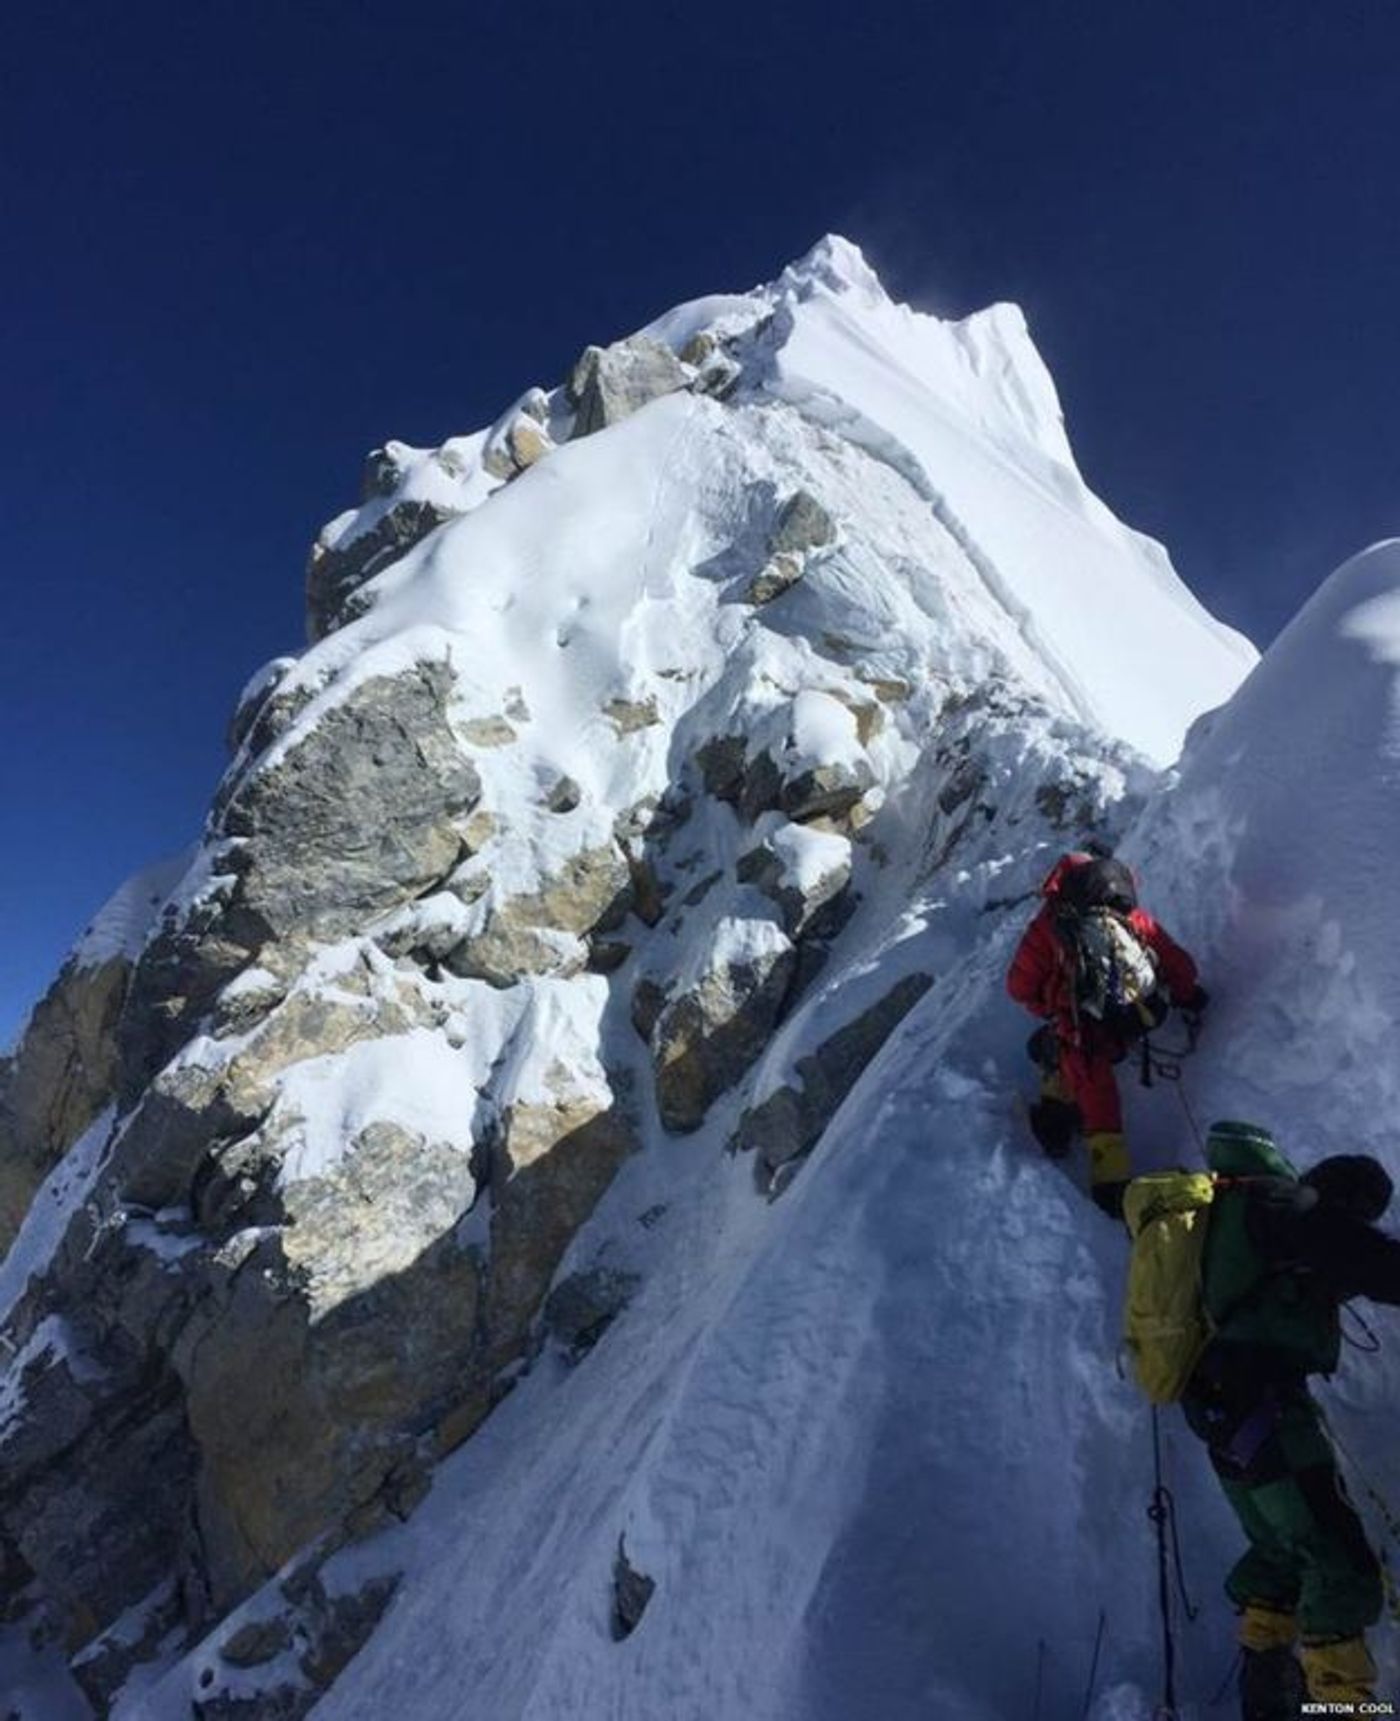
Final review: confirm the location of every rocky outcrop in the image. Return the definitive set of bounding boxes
[736,824,853,937]
[0,1297,199,1661]
[216,662,480,943]
[567,336,691,437]
[603,694,661,734]
[71,1581,182,1713]
[771,489,836,556]
[306,500,460,642]
[188,1563,401,1721]
[445,844,632,987]
[482,1072,637,1368]
[651,924,798,1132]
[483,389,555,480]
[611,1538,655,1641]
[122,662,479,1090]
[170,1193,477,1615]
[544,1266,640,1361]
[745,552,804,605]
[0,953,128,1250]
[736,972,933,1189]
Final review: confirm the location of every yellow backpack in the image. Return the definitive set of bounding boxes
[1122,1172,1218,1403]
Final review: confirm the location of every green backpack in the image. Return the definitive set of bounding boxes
[1121,1121,1303,1404]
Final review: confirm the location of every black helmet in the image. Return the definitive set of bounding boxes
[1058,855,1137,915]
[1301,1154,1394,1223]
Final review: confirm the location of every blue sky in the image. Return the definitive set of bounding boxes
[3,1,1398,1040]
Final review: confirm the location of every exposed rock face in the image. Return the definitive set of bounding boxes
[190,1564,401,1720]
[771,489,836,556]
[216,662,480,943]
[742,489,835,604]
[122,661,479,1090]
[781,757,876,823]
[0,953,128,1249]
[483,390,556,480]
[652,925,798,1132]
[611,1539,655,1641]
[737,972,933,1186]
[483,1075,637,1359]
[306,500,460,642]
[736,824,853,937]
[567,336,691,436]
[72,1582,182,1713]
[746,552,803,605]
[0,1293,199,1657]
[171,1190,478,1614]
[445,844,632,987]
[603,694,662,734]
[544,1266,640,1361]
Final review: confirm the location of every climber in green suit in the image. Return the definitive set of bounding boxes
[1180,1121,1400,1718]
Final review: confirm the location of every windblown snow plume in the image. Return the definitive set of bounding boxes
[7,238,1394,1721]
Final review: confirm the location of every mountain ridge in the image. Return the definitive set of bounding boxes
[9,238,1387,1721]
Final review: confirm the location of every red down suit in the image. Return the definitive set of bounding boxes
[1006,854,1200,1135]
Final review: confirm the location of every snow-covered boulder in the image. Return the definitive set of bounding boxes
[651,917,798,1132]
[482,388,556,480]
[307,499,461,641]
[736,820,853,936]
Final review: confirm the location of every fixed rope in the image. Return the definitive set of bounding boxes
[1173,1076,1208,1159]
[1147,1407,1199,1717]
[1080,1608,1106,1720]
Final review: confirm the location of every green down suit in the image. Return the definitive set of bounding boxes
[1180,1122,1400,1641]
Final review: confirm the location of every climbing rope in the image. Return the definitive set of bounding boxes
[1147,1408,1199,1717]
[1079,1608,1106,1719]
[1139,1005,1207,1158]
[1172,1077,1208,1160]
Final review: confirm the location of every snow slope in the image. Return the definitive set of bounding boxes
[126,536,1400,1721]
[259,566,1400,1720]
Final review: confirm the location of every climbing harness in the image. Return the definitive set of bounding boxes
[1147,1407,1199,1717]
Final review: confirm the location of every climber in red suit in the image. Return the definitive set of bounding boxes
[1007,850,1207,1216]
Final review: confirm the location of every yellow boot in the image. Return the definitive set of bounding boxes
[1086,1130,1129,1183]
[1300,1634,1377,1704]
[1237,1605,1303,1718]
[1087,1131,1130,1218]
[1239,1604,1296,1652]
